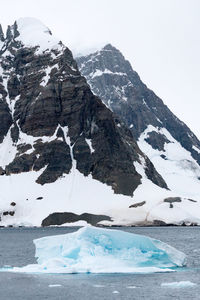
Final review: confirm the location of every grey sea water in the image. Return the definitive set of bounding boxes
[0,226,200,300]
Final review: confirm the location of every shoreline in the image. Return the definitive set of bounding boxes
[0,223,199,229]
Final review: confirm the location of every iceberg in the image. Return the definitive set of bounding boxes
[4,227,186,274]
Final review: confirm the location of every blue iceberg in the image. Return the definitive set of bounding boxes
[5,226,186,274]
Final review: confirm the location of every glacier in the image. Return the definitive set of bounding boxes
[3,226,186,274]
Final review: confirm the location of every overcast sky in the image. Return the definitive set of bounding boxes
[1,0,200,138]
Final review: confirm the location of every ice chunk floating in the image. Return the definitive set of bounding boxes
[161,281,196,288]
[4,227,186,274]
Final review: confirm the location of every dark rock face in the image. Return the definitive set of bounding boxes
[0,100,12,143]
[77,44,200,165]
[11,123,19,143]
[187,198,197,203]
[42,212,112,226]
[164,197,182,203]
[129,201,146,208]
[145,131,170,151]
[153,220,167,226]
[0,21,167,197]
[0,167,5,175]
[0,24,4,42]
[144,157,168,189]
[33,140,72,185]
[164,197,182,209]
[6,153,37,175]
[2,210,15,216]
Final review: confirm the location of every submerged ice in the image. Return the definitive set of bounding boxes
[5,227,186,274]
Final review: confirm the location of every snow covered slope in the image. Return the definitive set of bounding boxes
[138,125,200,199]
[15,18,63,54]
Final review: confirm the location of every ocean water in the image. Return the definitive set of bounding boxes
[0,226,200,299]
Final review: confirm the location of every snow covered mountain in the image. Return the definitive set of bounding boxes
[77,44,200,221]
[0,19,199,227]
[0,18,174,226]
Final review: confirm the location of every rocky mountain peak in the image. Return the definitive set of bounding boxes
[77,44,200,163]
[16,18,53,42]
[1,18,63,56]
[77,44,200,204]
[102,43,115,50]
[6,21,20,41]
[78,43,134,78]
